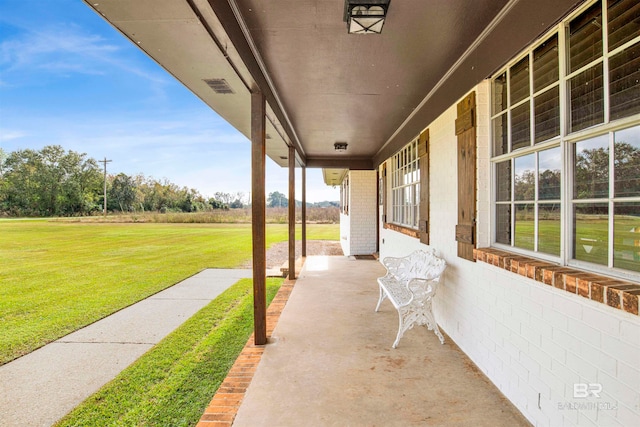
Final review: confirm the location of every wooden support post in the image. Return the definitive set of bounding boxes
[251,91,267,345]
[288,145,296,280]
[301,166,307,257]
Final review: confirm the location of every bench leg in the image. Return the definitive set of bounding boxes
[392,309,404,349]
[375,284,387,312]
[424,310,445,344]
[392,304,445,348]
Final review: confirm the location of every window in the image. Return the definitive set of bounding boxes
[340,176,349,215]
[491,0,640,278]
[391,138,420,229]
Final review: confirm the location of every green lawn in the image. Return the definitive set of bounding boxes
[55,278,282,427]
[0,221,338,364]
[513,214,640,272]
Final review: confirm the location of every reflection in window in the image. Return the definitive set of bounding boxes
[574,203,609,266]
[539,147,561,200]
[614,126,640,197]
[574,135,609,199]
[515,154,535,201]
[515,204,535,250]
[539,204,561,255]
[491,0,640,279]
[614,202,640,272]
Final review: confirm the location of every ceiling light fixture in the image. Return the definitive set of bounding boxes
[344,0,390,35]
[334,142,348,152]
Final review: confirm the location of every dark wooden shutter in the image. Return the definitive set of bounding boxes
[381,163,387,223]
[455,92,477,261]
[418,129,430,244]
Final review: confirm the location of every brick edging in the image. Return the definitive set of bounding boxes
[196,279,296,426]
[474,248,640,316]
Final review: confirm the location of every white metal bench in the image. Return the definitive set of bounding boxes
[375,249,447,348]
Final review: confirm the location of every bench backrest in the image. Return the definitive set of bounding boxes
[383,249,446,284]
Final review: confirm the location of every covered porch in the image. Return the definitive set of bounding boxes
[84,1,640,426]
[199,255,530,426]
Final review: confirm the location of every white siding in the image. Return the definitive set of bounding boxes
[340,170,377,256]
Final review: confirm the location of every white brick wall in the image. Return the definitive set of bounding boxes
[379,81,640,427]
[340,170,377,256]
[339,211,350,256]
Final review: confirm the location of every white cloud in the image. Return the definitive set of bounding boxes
[0,129,28,143]
[0,24,167,86]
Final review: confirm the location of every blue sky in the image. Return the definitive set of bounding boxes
[0,0,339,203]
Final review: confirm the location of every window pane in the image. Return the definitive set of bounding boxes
[496,160,511,202]
[570,64,604,132]
[574,135,609,199]
[496,204,511,244]
[515,204,535,250]
[515,154,535,201]
[510,56,530,104]
[534,86,560,143]
[610,42,640,121]
[493,72,507,114]
[608,0,640,51]
[493,113,508,156]
[574,203,609,265]
[539,204,561,256]
[614,202,640,272]
[533,34,559,92]
[569,2,603,73]
[511,102,531,150]
[614,126,640,197]
[539,147,561,200]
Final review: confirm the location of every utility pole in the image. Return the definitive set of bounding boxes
[99,157,112,216]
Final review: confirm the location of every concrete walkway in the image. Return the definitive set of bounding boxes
[232,256,530,426]
[0,268,252,427]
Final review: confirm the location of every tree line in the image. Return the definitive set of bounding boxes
[0,145,338,217]
[0,145,243,217]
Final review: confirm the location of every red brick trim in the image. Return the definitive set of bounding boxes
[196,279,296,427]
[384,222,420,238]
[474,248,640,316]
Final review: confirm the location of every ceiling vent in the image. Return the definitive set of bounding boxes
[203,78,234,94]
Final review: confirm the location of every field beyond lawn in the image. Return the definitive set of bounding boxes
[0,220,338,365]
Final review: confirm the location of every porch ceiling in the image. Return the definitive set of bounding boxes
[84,0,584,171]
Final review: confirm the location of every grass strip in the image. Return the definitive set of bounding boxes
[54,277,282,427]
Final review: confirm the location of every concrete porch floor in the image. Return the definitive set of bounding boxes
[231,256,531,427]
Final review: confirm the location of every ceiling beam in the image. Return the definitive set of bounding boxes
[207,0,306,162]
